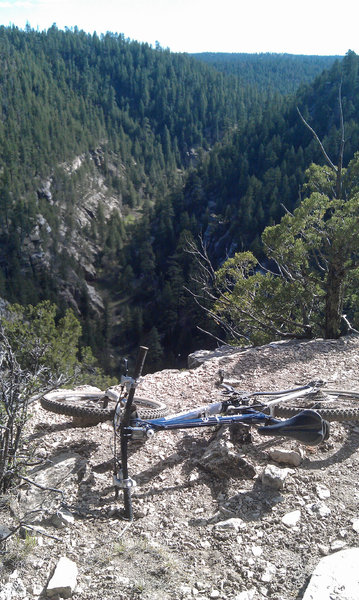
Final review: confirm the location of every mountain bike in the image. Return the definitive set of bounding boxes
[40,347,359,520]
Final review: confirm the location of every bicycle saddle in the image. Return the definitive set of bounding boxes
[258,409,330,446]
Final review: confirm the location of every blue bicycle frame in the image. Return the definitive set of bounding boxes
[131,404,270,433]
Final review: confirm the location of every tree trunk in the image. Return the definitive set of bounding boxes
[325,261,345,339]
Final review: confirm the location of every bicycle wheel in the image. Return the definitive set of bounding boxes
[270,389,359,422]
[40,390,168,422]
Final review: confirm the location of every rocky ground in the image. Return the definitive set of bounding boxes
[1,335,359,599]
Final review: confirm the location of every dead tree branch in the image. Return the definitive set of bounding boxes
[19,475,65,497]
[297,107,337,171]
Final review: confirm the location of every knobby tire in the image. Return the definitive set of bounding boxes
[40,391,168,422]
[271,389,359,422]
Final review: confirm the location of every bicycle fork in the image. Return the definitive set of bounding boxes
[113,346,148,521]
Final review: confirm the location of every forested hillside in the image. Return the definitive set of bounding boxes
[0,25,357,372]
[191,53,341,94]
[178,51,359,256]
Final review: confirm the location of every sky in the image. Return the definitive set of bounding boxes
[0,0,357,56]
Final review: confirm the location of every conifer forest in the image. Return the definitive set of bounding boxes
[1,25,358,373]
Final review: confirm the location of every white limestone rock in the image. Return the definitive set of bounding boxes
[302,547,359,600]
[46,556,78,598]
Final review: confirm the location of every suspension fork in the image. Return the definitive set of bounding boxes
[114,346,148,521]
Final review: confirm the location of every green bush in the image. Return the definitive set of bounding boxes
[0,300,116,492]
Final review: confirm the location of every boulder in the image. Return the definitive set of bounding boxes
[199,436,255,479]
[269,448,303,467]
[46,556,78,598]
[37,180,52,203]
[261,464,290,489]
[302,548,359,600]
[0,524,12,540]
[187,345,243,368]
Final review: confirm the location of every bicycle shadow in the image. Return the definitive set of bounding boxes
[176,423,359,526]
[86,430,289,520]
[246,423,359,471]
[180,433,288,526]
[35,420,359,521]
[29,420,77,440]
[117,432,272,520]
[300,424,359,470]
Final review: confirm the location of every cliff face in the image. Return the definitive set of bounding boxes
[21,147,125,313]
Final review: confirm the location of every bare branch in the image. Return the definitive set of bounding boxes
[297,106,337,171]
[280,203,294,217]
[21,524,62,541]
[195,326,230,346]
[336,81,345,199]
[342,314,359,335]
[19,475,65,496]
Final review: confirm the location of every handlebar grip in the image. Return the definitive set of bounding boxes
[125,346,148,411]
[133,346,149,380]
